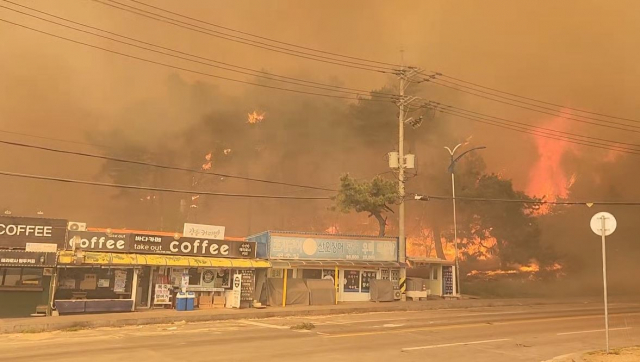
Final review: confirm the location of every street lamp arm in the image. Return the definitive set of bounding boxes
[444,143,462,156]
[448,146,487,173]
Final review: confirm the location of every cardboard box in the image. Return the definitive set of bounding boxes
[213,296,225,305]
[199,295,212,306]
[198,304,215,310]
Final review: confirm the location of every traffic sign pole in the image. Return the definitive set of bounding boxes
[600,215,610,354]
[591,212,616,354]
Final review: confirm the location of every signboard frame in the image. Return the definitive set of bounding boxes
[268,235,398,261]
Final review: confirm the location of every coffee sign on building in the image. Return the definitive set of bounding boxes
[0,216,67,249]
[132,234,255,258]
[67,231,130,252]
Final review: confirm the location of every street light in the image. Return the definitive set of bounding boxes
[445,144,486,297]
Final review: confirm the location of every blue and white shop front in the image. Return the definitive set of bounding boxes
[249,231,402,302]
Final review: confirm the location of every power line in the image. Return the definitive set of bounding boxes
[431,102,640,149]
[414,194,640,206]
[436,108,640,156]
[0,17,392,102]
[433,77,638,127]
[0,170,332,200]
[426,79,640,133]
[128,0,401,68]
[0,139,338,192]
[0,1,397,100]
[437,72,640,123]
[91,0,396,73]
[0,128,113,150]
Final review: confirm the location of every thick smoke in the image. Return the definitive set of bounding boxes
[1,1,640,296]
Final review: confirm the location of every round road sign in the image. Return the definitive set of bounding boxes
[590,212,617,236]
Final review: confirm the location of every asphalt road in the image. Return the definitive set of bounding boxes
[2,302,640,362]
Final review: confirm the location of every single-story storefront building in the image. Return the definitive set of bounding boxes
[248,231,404,303]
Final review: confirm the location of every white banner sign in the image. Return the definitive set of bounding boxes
[183,223,225,240]
[25,242,57,253]
[232,274,242,309]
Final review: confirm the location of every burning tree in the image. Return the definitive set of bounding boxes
[331,174,399,236]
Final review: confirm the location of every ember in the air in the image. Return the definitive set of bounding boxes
[247,110,265,124]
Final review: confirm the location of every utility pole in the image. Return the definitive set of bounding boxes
[395,67,421,264]
[398,67,406,265]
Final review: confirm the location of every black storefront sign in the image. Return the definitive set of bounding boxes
[67,231,130,252]
[0,250,56,267]
[0,216,67,249]
[131,234,256,258]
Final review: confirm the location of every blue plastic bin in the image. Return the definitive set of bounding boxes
[176,292,187,311]
[186,292,195,311]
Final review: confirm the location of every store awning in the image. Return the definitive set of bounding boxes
[269,259,403,268]
[57,251,270,268]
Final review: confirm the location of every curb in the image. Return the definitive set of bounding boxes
[0,298,595,334]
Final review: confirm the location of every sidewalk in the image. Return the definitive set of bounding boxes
[0,297,596,334]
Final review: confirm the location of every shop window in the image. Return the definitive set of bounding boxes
[301,269,322,279]
[0,267,42,287]
[431,267,439,280]
[361,271,376,293]
[188,268,202,286]
[1,268,21,286]
[344,270,360,292]
[21,268,43,286]
[322,269,335,284]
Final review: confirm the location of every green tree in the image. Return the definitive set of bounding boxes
[455,174,552,267]
[332,174,399,236]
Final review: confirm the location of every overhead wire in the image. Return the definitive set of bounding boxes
[433,77,638,126]
[128,0,401,68]
[0,139,338,192]
[0,170,333,200]
[436,73,640,123]
[414,194,640,206]
[0,17,392,102]
[431,102,640,149]
[0,128,113,150]
[91,0,396,73]
[434,108,640,156]
[425,79,640,133]
[0,3,397,100]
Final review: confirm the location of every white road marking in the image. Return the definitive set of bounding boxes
[325,318,411,325]
[382,324,404,328]
[401,338,511,352]
[238,320,289,329]
[557,327,632,336]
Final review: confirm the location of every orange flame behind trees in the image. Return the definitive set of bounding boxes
[526,114,577,213]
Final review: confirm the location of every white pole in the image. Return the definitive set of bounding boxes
[601,215,610,354]
[451,172,460,297]
[131,268,139,312]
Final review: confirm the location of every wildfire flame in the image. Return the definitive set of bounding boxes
[223,148,232,155]
[247,111,265,124]
[325,225,339,234]
[202,152,212,170]
[526,114,576,214]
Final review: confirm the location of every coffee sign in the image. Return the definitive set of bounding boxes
[67,231,130,252]
[132,234,255,258]
[0,216,67,249]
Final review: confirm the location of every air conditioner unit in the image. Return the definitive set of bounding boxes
[68,222,87,231]
[393,290,402,300]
